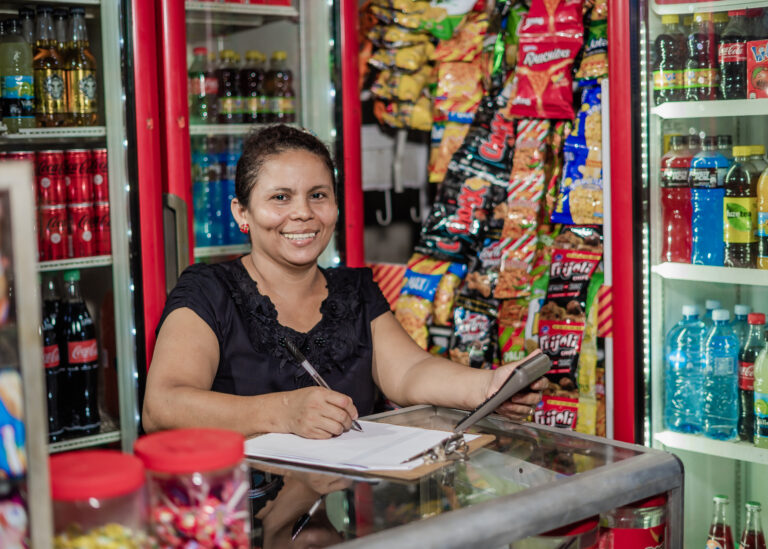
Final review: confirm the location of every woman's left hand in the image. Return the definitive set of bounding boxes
[485,350,548,421]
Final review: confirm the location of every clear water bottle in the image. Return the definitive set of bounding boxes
[220,136,242,245]
[191,137,220,247]
[732,303,752,347]
[665,305,706,433]
[704,299,722,328]
[703,309,740,440]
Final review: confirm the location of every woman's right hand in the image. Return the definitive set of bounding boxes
[283,387,359,439]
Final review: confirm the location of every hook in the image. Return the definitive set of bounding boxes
[375,189,393,226]
[392,129,407,194]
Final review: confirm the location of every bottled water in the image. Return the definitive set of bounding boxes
[703,299,721,328]
[664,305,706,433]
[732,303,752,348]
[703,309,740,440]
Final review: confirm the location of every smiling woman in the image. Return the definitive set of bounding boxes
[142,124,545,440]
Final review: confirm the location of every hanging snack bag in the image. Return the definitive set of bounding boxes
[429,121,472,183]
[463,230,513,300]
[449,295,498,369]
[552,86,603,225]
[374,96,434,130]
[518,0,584,36]
[498,297,530,363]
[541,120,571,225]
[575,19,608,86]
[371,65,433,102]
[534,394,579,429]
[537,318,585,390]
[420,0,478,41]
[369,42,436,72]
[371,0,431,12]
[435,60,484,123]
[504,2,530,68]
[368,25,433,48]
[434,262,469,326]
[431,11,488,63]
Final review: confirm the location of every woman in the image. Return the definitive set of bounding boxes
[143,125,545,438]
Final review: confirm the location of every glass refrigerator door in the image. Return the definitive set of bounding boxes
[183,1,340,267]
[641,0,768,544]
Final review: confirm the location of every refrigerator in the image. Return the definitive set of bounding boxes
[624,0,768,544]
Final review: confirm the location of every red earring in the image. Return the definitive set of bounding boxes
[239,224,249,234]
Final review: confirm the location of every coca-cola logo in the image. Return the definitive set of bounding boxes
[68,339,98,363]
[65,156,91,175]
[43,345,60,368]
[38,158,63,177]
[719,42,746,61]
[539,332,581,354]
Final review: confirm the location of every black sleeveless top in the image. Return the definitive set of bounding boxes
[157,259,392,416]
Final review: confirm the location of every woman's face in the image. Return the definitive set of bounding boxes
[234,149,337,269]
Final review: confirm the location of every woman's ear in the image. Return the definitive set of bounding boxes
[231,198,247,225]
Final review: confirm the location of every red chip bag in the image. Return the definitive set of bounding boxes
[519,0,584,36]
[509,34,581,120]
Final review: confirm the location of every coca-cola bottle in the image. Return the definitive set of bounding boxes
[41,276,64,443]
[707,494,735,549]
[719,10,749,100]
[61,269,100,436]
[740,501,767,549]
[685,12,719,101]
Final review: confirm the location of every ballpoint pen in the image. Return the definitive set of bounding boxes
[291,496,323,541]
[284,339,364,432]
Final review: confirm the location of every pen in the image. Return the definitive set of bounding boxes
[284,339,363,432]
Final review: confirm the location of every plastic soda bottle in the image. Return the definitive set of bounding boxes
[754,344,768,448]
[750,146,768,174]
[220,136,241,244]
[0,18,35,133]
[703,309,740,440]
[732,304,752,346]
[660,135,693,262]
[64,7,98,127]
[265,50,295,123]
[191,137,214,247]
[704,299,722,328]
[653,15,686,104]
[690,135,728,265]
[685,12,719,101]
[740,501,767,549]
[707,495,735,549]
[664,305,706,433]
[718,10,749,100]
[724,146,759,268]
[216,50,242,124]
[758,163,768,270]
[739,313,766,442]
[188,47,213,125]
[240,50,266,124]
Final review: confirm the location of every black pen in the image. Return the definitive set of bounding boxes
[284,339,363,432]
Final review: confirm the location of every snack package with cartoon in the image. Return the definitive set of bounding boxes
[747,40,768,99]
[552,86,603,225]
[0,370,26,480]
[0,488,28,549]
[575,18,608,86]
[449,295,499,369]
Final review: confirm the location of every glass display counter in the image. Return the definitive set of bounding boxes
[247,405,683,548]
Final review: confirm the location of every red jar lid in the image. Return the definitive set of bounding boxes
[134,428,244,474]
[50,450,145,501]
[541,516,599,537]
[628,495,667,509]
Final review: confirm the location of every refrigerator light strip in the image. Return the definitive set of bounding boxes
[652,0,768,16]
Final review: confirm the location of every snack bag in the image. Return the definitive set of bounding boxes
[449,295,498,369]
[552,86,603,225]
[518,0,583,36]
[369,42,435,72]
[463,230,513,300]
[421,0,478,40]
[504,2,530,68]
[371,65,433,102]
[368,25,433,48]
[541,120,571,225]
[434,262,468,326]
[575,272,602,435]
[432,11,488,62]
[538,319,585,390]
[371,0,431,13]
[435,60,484,122]
[374,96,434,130]
[428,121,472,183]
[575,19,608,86]
[509,33,582,120]
[533,394,579,429]
[543,248,602,320]
[498,297,530,363]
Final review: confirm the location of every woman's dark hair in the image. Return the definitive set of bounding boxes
[235,124,337,207]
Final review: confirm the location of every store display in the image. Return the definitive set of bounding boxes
[706,495,735,549]
[723,146,759,268]
[652,15,685,105]
[739,313,766,442]
[664,305,705,434]
[741,502,767,549]
[703,309,739,441]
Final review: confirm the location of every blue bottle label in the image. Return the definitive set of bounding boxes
[713,356,737,376]
[2,75,33,99]
[758,211,768,238]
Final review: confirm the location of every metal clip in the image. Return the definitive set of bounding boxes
[402,433,469,465]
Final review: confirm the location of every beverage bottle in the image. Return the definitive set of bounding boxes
[707,495,735,549]
[188,47,213,125]
[691,135,728,265]
[18,8,35,52]
[685,12,719,101]
[61,269,100,435]
[64,7,97,127]
[191,137,212,247]
[653,15,686,105]
[751,146,768,175]
[703,309,740,440]
[664,305,706,433]
[265,50,296,123]
[719,10,749,99]
[53,8,69,58]
[754,344,768,447]
[704,299,722,328]
[216,49,242,124]
[732,304,752,346]
[221,136,242,244]
[748,8,765,40]
[740,501,767,549]
[759,163,768,270]
[205,51,219,123]
[719,135,734,162]
[724,146,759,268]
[207,137,225,245]
[660,135,693,262]
[714,12,729,39]
[0,18,35,133]
[240,49,266,123]
[41,276,64,443]
[33,6,66,127]
[739,313,766,442]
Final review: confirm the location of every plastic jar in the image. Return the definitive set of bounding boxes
[133,428,250,548]
[50,450,148,548]
[597,495,667,548]
[510,516,599,548]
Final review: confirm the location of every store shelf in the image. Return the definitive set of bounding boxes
[194,244,249,259]
[190,123,263,136]
[651,262,768,286]
[651,99,768,119]
[655,431,768,465]
[652,0,768,15]
[49,430,121,454]
[0,126,106,144]
[185,1,298,27]
[38,255,112,272]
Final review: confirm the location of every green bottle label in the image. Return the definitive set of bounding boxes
[723,197,757,244]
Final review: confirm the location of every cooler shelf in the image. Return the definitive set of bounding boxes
[185,1,298,27]
[655,430,768,465]
[38,255,112,272]
[651,99,768,119]
[190,123,262,136]
[651,263,768,286]
[49,430,121,454]
[652,0,768,15]
[194,244,250,259]
[0,126,106,143]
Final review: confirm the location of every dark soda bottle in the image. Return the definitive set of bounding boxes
[719,10,749,100]
[707,495,735,549]
[61,269,100,436]
[264,50,295,123]
[653,15,686,104]
[660,135,693,262]
[685,12,719,101]
[41,276,64,443]
[240,49,266,124]
[216,49,242,124]
[739,314,766,441]
[740,502,767,549]
[724,146,759,268]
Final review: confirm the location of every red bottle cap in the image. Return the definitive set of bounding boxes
[628,495,667,508]
[541,516,599,537]
[728,10,746,15]
[50,450,145,501]
[748,313,766,325]
[134,428,244,474]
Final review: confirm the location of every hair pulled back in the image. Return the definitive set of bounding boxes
[235,124,337,208]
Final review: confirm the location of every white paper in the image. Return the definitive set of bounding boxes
[245,421,479,471]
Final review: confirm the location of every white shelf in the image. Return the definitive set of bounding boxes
[194,244,249,259]
[0,126,106,142]
[185,1,297,26]
[49,430,121,454]
[190,123,263,136]
[652,0,768,15]
[38,255,112,272]
[651,99,768,119]
[651,262,768,286]
[655,430,768,465]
